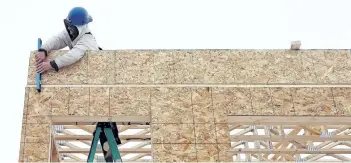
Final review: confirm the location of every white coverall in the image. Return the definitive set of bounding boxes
[40,25,100,72]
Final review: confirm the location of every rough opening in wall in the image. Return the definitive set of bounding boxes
[228,124,351,162]
[51,124,152,162]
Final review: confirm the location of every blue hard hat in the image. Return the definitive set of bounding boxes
[66,7,93,26]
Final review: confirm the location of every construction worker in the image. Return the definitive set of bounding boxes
[36,7,101,73]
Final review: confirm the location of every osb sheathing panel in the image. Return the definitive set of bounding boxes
[20,86,51,162]
[115,50,154,84]
[270,87,294,115]
[27,87,53,116]
[194,124,217,143]
[332,87,351,115]
[110,87,151,116]
[153,144,197,162]
[51,87,69,116]
[22,143,50,162]
[21,87,351,122]
[217,143,232,162]
[151,87,193,123]
[89,87,110,116]
[87,51,115,84]
[210,87,348,116]
[196,144,220,162]
[151,123,195,143]
[27,49,351,85]
[192,88,214,123]
[291,87,336,116]
[68,87,89,116]
[28,50,88,85]
[153,144,223,162]
[25,123,50,143]
[24,49,351,163]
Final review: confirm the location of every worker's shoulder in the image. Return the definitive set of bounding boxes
[79,32,97,41]
[74,33,99,50]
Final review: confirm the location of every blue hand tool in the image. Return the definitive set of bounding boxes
[36,38,42,92]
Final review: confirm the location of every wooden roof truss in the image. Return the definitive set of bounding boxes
[229,124,351,162]
[52,124,152,162]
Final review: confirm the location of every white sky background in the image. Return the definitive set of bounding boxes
[0,0,351,161]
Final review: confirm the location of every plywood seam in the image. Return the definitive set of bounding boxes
[330,87,340,115]
[248,88,254,115]
[149,88,153,149]
[288,87,296,115]
[210,87,222,162]
[67,88,71,115]
[50,94,53,116]
[190,88,199,162]
[289,88,297,116]
[108,87,111,116]
[268,87,276,115]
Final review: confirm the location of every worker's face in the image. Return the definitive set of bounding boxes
[64,19,79,41]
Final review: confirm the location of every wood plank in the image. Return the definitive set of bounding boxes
[50,136,61,162]
[300,125,321,135]
[303,127,351,161]
[230,135,351,141]
[330,154,351,161]
[129,153,150,161]
[230,149,351,154]
[59,148,151,153]
[121,142,150,157]
[26,84,351,88]
[271,127,301,160]
[55,135,151,140]
[228,125,345,129]
[228,116,351,125]
[52,116,151,125]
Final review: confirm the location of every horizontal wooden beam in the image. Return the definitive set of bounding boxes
[228,125,346,129]
[55,135,151,140]
[63,125,150,129]
[59,148,151,154]
[230,149,351,154]
[228,116,351,125]
[27,84,351,88]
[52,116,150,125]
[231,135,351,141]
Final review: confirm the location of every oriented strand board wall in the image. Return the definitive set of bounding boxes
[19,49,351,162]
[27,49,351,85]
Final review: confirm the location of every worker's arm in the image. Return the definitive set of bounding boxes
[49,38,88,72]
[39,30,68,56]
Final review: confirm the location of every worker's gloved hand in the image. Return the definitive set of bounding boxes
[36,59,53,73]
[35,51,46,65]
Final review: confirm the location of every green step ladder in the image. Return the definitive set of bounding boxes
[87,122,122,162]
